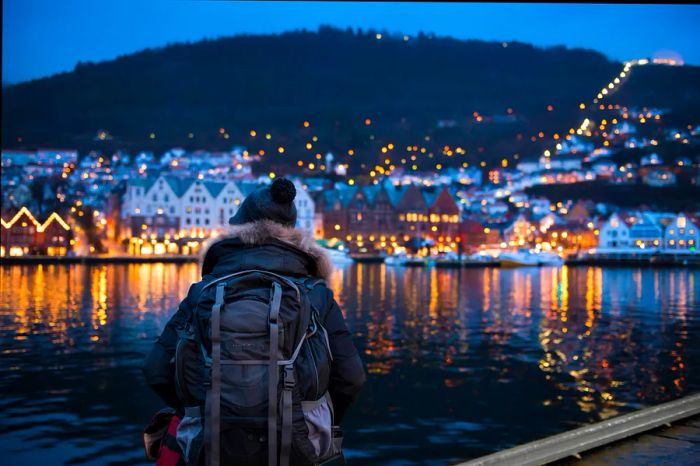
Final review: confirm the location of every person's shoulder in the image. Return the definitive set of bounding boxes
[183,275,216,303]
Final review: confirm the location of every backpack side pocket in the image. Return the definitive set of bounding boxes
[300,393,334,459]
[175,407,204,466]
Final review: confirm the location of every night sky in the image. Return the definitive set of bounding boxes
[3,1,700,84]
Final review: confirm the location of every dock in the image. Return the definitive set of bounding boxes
[434,259,500,268]
[554,415,700,465]
[349,254,386,263]
[566,252,700,268]
[454,393,700,466]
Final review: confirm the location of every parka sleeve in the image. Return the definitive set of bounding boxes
[142,284,197,410]
[321,289,367,424]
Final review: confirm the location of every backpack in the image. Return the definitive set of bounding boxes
[172,269,344,466]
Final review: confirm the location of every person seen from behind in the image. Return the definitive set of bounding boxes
[142,177,366,466]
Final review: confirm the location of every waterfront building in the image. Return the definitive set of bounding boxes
[542,222,598,251]
[598,213,631,249]
[538,212,565,233]
[293,180,315,237]
[458,219,500,249]
[425,186,461,252]
[122,175,244,253]
[123,176,180,220]
[663,215,699,251]
[39,212,73,255]
[316,180,462,254]
[314,183,356,242]
[395,183,429,247]
[564,200,594,225]
[1,207,40,255]
[128,212,181,255]
[180,179,239,231]
[345,183,396,247]
[503,213,535,247]
[1,207,72,256]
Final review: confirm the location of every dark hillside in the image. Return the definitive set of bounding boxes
[3,27,699,172]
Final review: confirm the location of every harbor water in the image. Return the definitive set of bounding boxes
[0,263,698,465]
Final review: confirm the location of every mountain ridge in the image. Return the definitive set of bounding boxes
[3,26,699,171]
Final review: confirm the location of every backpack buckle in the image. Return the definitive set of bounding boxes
[283,365,295,389]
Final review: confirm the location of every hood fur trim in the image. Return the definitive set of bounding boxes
[199,220,333,281]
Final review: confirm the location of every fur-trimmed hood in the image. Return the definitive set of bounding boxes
[199,220,333,281]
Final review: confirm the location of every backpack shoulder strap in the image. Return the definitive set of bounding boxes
[207,282,226,466]
[301,276,326,290]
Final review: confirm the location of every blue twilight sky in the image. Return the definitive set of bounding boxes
[3,1,700,84]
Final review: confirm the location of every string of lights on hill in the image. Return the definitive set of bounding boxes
[6,27,691,182]
[539,57,683,170]
[248,56,683,184]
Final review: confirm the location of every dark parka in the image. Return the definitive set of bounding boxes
[142,220,366,424]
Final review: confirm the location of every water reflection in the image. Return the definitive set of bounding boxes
[0,264,698,465]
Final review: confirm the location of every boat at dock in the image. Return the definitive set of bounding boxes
[434,251,499,268]
[322,247,354,266]
[498,249,564,267]
[349,253,386,263]
[385,252,430,266]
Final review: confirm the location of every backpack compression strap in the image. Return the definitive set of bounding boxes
[208,282,225,466]
[279,280,315,466]
[268,282,283,466]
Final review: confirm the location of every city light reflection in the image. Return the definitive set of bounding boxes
[0,263,697,464]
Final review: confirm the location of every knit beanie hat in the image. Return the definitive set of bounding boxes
[229,178,297,226]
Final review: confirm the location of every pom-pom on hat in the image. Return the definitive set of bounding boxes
[229,177,298,227]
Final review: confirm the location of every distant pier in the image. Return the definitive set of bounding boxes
[566,252,700,268]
